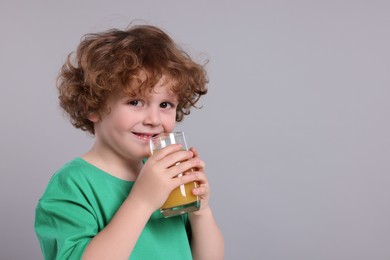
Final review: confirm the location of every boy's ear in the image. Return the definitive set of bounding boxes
[88,114,100,123]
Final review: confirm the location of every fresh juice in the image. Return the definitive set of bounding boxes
[161,179,199,209]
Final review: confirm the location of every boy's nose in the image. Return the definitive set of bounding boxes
[143,107,161,126]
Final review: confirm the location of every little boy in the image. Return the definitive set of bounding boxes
[35,24,224,259]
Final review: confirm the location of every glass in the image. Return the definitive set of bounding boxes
[149,132,200,217]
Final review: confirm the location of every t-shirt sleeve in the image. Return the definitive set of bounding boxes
[35,173,98,259]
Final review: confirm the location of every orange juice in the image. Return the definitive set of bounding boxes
[161,179,199,209]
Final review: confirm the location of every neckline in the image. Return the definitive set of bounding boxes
[75,157,135,184]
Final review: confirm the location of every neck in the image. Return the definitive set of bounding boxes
[82,146,142,181]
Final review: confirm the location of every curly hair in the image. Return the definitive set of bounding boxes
[57,25,208,134]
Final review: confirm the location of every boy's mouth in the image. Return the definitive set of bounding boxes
[132,132,158,140]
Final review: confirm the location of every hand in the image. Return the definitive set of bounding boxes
[188,147,211,215]
[128,144,201,212]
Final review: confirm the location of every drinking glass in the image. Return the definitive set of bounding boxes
[149,132,200,217]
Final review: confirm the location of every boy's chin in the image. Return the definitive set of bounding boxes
[138,150,152,160]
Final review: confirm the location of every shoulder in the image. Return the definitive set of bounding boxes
[51,158,95,182]
[41,158,98,199]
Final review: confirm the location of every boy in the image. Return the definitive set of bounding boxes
[35,24,224,259]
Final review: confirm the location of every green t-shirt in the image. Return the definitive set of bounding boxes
[35,158,193,259]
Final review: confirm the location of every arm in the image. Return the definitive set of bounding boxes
[188,148,225,260]
[83,144,201,259]
[189,208,224,260]
[82,196,154,259]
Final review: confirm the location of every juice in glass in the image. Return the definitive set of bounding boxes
[150,132,200,217]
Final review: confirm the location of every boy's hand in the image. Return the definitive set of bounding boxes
[188,147,211,215]
[128,144,201,212]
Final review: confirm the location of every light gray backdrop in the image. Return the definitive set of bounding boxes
[1,1,389,259]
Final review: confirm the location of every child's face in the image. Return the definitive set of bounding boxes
[91,76,178,161]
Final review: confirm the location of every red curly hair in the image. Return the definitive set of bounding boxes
[57,25,208,134]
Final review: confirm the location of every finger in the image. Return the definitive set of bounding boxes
[195,159,206,170]
[188,147,205,169]
[189,147,199,157]
[152,145,196,169]
[189,170,208,191]
[161,150,195,170]
[190,169,207,183]
[167,157,201,178]
[150,144,183,161]
[192,184,209,196]
[171,170,199,187]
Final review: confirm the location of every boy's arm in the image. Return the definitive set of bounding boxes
[189,207,225,260]
[82,195,154,259]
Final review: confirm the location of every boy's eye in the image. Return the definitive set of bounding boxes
[128,100,143,107]
[160,102,176,109]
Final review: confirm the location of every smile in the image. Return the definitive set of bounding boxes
[132,132,157,141]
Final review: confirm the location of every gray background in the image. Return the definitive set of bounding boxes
[1,1,390,259]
